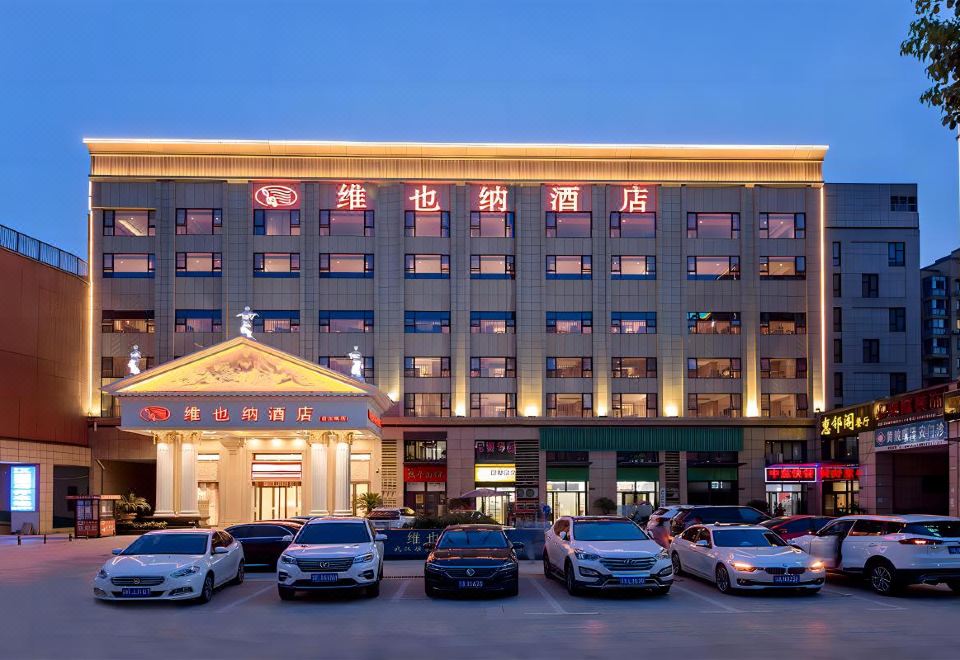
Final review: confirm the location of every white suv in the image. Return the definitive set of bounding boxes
[792,515,960,595]
[543,516,672,595]
[277,517,386,600]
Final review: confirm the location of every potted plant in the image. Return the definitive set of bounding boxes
[355,492,384,516]
[593,497,617,515]
[115,492,152,521]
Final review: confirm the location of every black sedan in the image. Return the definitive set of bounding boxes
[225,521,302,569]
[423,525,522,598]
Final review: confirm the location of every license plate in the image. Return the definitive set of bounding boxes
[619,577,646,586]
[949,546,960,555]
[773,575,800,584]
[311,573,338,583]
[120,587,152,597]
[457,580,484,589]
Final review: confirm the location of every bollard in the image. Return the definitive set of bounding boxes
[43,534,47,544]
[69,533,73,542]
[17,535,21,546]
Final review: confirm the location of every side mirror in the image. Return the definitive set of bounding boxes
[111,548,123,556]
[695,539,710,548]
[214,546,229,554]
[281,534,294,543]
[559,531,568,541]
[423,542,436,551]
[375,534,387,542]
[790,544,803,551]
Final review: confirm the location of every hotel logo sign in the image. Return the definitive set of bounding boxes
[139,406,171,422]
[253,183,300,209]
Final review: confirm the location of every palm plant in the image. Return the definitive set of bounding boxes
[115,492,152,517]
[355,492,384,515]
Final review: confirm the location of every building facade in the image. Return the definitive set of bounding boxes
[85,139,921,521]
[921,247,960,386]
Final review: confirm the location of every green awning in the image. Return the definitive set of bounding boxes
[687,466,738,482]
[616,466,660,482]
[547,466,589,482]
[539,427,743,452]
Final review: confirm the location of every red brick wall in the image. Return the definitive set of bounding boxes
[0,248,87,445]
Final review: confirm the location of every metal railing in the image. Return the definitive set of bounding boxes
[0,223,88,278]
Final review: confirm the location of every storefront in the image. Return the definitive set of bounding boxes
[403,434,447,517]
[687,452,739,505]
[616,451,660,514]
[474,440,517,523]
[818,404,872,514]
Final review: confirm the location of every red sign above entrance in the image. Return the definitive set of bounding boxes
[139,406,171,422]
[404,465,447,483]
[765,466,817,483]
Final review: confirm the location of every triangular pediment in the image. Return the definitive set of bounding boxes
[104,337,373,397]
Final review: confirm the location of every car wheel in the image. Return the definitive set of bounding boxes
[195,573,215,604]
[230,561,245,586]
[715,565,733,594]
[671,552,684,577]
[278,586,296,601]
[543,551,553,579]
[946,580,960,593]
[867,560,901,596]
[564,562,583,596]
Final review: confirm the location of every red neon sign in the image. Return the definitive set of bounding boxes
[367,409,382,428]
[765,466,817,483]
[139,406,170,422]
[253,183,299,209]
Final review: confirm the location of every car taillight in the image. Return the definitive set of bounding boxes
[899,538,942,545]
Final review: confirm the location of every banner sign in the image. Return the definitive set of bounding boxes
[876,386,946,427]
[819,404,875,438]
[875,418,948,452]
[607,184,659,214]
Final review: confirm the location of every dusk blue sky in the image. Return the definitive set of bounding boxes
[2,0,957,262]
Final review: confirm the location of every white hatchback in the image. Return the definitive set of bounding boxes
[93,529,244,603]
[670,524,825,594]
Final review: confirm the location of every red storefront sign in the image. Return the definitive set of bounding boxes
[607,184,659,214]
[404,183,449,212]
[404,465,447,483]
[820,465,862,481]
[765,466,818,483]
[334,183,369,210]
[139,406,171,422]
[253,182,300,209]
[367,409,382,428]
[469,183,509,212]
[876,386,946,425]
[542,183,591,212]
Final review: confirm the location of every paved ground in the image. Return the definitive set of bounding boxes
[1,536,957,660]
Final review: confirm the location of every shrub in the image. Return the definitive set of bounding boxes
[593,497,617,515]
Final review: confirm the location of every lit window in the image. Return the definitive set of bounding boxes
[610,312,655,334]
[546,312,592,334]
[612,393,657,418]
[687,358,741,379]
[176,252,222,276]
[688,393,742,418]
[405,357,451,378]
[760,358,807,379]
[761,393,808,418]
[104,210,155,237]
[470,211,514,238]
[546,255,591,279]
[405,211,450,237]
[405,254,449,279]
[471,357,516,378]
[546,357,592,378]
[175,310,222,333]
[609,212,655,238]
[471,312,515,334]
[611,357,657,379]
[101,311,155,334]
[102,253,155,278]
[471,393,516,417]
[404,393,451,417]
[177,209,222,235]
[545,212,591,238]
[687,256,740,281]
[318,311,373,333]
[320,210,374,237]
[404,311,450,334]
[610,255,655,280]
[687,312,740,335]
[759,213,805,239]
[319,355,373,380]
[687,213,740,239]
[760,312,806,335]
[254,252,300,277]
[319,253,373,278]
[254,209,300,236]
[471,255,515,279]
[253,311,300,334]
[759,256,805,279]
[546,393,593,418]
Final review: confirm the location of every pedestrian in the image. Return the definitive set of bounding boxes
[635,499,653,525]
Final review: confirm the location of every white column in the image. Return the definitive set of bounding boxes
[179,433,200,516]
[333,435,352,516]
[154,434,175,517]
[309,435,329,516]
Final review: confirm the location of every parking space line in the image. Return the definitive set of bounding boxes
[670,583,743,613]
[213,583,274,613]
[821,587,906,611]
[390,579,410,602]
[526,577,598,616]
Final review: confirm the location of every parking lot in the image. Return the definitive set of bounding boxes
[1,536,956,660]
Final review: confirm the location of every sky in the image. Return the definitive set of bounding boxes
[1,0,958,263]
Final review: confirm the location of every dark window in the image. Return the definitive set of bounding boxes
[888,242,905,267]
[833,307,842,333]
[610,312,656,334]
[833,371,844,401]
[862,274,879,298]
[545,212,591,238]
[404,311,450,334]
[175,310,223,333]
[609,212,655,238]
[889,372,908,395]
[834,339,843,363]
[764,441,807,465]
[833,273,842,297]
[889,307,906,332]
[318,311,374,333]
[832,241,841,267]
[611,357,657,378]
[862,339,880,363]
[890,195,917,212]
[470,311,515,334]
[404,438,447,463]
[546,312,592,334]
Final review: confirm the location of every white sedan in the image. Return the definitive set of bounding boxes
[93,529,244,603]
[670,524,825,594]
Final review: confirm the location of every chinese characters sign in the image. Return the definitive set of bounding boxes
[607,184,658,214]
[764,466,817,483]
[542,184,591,213]
[404,465,448,483]
[875,418,948,452]
[252,182,300,209]
[470,184,510,212]
[474,440,516,464]
[404,183,449,212]
[819,405,875,438]
[876,386,946,425]
[474,464,516,483]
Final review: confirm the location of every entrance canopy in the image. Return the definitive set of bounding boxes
[102,337,392,438]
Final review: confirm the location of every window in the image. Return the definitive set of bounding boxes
[833,273,842,297]
[687,358,741,379]
[889,307,906,332]
[927,318,947,335]
[470,211,514,238]
[832,241,841,267]
[546,393,593,417]
[890,372,908,395]
[610,312,656,334]
[175,310,222,333]
[759,256,806,279]
[687,312,740,335]
[405,211,450,237]
[545,212,591,237]
[405,438,447,463]
[862,274,879,298]
[833,307,842,333]
[404,393,450,417]
[405,311,450,334]
[611,357,657,378]
[687,213,740,239]
[610,256,656,280]
[888,242,905,267]
[253,311,300,333]
[546,255,591,279]
[470,311,515,334]
[319,253,373,278]
[176,252,222,276]
[759,213,805,239]
[547,311,592,334]
[687,256,740,280]
[863,339,880,363]
[471,393,516,418]
[104,210,155,237]
[318,311,374,333]
[405,357,450,378]
[405,254,449,279]
[924,275,947,296]
[765,440,807,464]
[609,212,655,238]
[254,209,300,236]
[760,312,806,335]
[176,209,221,235]
[253,252,299,277]
[319,210,374,237]
[546,357,592,378]
[471,255,515,279]
[890,195,917,212]
[611,393,657,418]
[102,253,155,278]
[688,393,741,418]
[760,357,807,379]
[319,356,374,381]
[470,357,516,378]
[761,393,808,418]
[834,339,843,363]
[833,372,844,399]
[101,310,155,334]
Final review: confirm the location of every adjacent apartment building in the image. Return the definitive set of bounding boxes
[84,139,921,522]
[921,247,960,385]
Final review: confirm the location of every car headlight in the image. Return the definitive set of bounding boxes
[354,552,375,564]
[170,565,200,578]
[731,562,758,572]
[424,562,444,572]
[574,549,600,562]
[497,561,518,572]
[96,569,108,580]
[279,554,298,565]
[809,560,825,570]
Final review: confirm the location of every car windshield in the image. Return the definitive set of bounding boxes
[437,530,508,549]
[712,529,787,548]
[122,533,208,555]
[903,521,960,538]
[296,523,371,544]
[759,517,788,528]
[574,521,649,541]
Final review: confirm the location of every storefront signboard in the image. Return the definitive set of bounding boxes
[252,181,300,209]
[764,465,817,483]
[333,183,370,210]
[404,465,447,483]
[11,465,37,511]
[819,404,875,438]
[542,183,591,212]
[474,440,516,464]
[875,418,948,452]
[405,183,449,212]
[474,464,516,483]
[469,184,510,212]
[876,386,946,426]
[606,184,659,214]
[820,465,862,481]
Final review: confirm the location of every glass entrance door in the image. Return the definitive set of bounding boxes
[253,482,301,520]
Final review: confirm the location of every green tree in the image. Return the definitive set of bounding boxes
[902,1,960,129]
[354,492,384,515]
